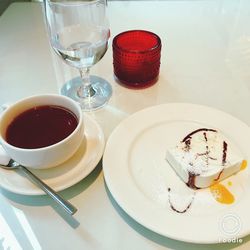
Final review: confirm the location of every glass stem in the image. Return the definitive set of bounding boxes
[77,68,95,98]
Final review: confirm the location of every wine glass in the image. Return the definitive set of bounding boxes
[44,0,112,110]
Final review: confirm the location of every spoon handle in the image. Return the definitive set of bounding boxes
[20,166,77,215]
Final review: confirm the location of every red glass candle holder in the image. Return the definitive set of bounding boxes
[112,30,161,88]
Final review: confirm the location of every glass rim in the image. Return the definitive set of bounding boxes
[112,30,162,54]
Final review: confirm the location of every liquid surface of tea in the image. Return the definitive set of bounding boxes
[6,105,78,149]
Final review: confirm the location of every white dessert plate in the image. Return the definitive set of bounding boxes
[0,114,105,195]
[103,103,250,243]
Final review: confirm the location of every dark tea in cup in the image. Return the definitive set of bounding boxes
[6,105,78,149]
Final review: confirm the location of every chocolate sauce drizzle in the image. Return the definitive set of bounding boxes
[222,141,228,165]
[213,141,227,181]
[181,128,218,189]
[167,188,195,213]
[214,169,224,181]
[203,132,208,142]
[182,128,217,144]
[186,173,200,190]
[184,139,191,151]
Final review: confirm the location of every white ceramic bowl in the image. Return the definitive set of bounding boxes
[0,94,84,169]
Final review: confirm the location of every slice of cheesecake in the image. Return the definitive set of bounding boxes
[166,128,244,189]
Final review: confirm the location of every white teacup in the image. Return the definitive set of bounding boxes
[0,94,84,169]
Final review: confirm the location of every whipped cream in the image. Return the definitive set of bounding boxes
[166,128,243,189]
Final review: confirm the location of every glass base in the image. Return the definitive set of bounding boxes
[61,75,112,111]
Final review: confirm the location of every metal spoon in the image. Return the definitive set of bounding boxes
[0,159,77,215]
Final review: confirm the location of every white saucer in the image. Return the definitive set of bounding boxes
[0,114,105,195]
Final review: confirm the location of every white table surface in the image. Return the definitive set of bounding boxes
[0,1,250,249]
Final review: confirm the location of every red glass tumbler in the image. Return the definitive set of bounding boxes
[112,30,161,88]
